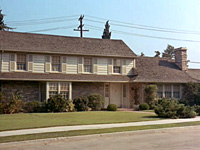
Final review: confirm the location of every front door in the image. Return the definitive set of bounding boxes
[110,83,122,107]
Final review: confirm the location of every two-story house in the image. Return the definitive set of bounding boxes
[0,31,199,108]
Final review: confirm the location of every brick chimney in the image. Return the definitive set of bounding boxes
[174,47,188,71]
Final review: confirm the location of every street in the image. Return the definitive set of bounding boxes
[1,126,200,150]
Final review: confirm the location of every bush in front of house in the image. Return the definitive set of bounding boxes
[1,91,24,114]
[73,97,89,111]
[45,94,68,112]
[87,93,105,111]
[194,105,200,116]
[107,104,117,111]
[145,85,158,109]
[154,98,196,119]
[139,103,149,110]
[66,100,75,112]
[23,101,42,113]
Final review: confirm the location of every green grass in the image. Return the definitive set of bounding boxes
[142,110,154,112]
[0,111,161,131]
[0,121,200,143]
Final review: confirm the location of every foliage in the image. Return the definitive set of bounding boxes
[139,103,150,110]
[154,98,196,119]
[2,91,24,114]
[45,94,68,112]
[87,94,105,111]
[182,82,200,106]
[145,85,158,109]
[23,101,41,113]
[162,44,175,59]
[194,105,200,116]
[66,100,75,112]
[154,51,161,57]
[73,97,89,111]
[107,104,117,111]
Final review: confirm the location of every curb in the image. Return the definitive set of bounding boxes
[1,125,200,146]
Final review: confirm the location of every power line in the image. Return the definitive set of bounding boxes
[28,25,77,33]
[86,24,200,43]
[7,15,79,23]
[8,18,77,26]
[85,18,200,35]
[86,15,200,34]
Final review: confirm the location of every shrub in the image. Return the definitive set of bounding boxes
[145,85,158,109]
[139,103,149,110]
[45,94,68,112]
[87,94,105,111]
[154,98,196,119]
[23,101,41,113]
[183,82,200,106]
[66,100,75,112]
[2,91,24,114]
[107,104,117,111]
[194,105,200,115]
[73,97,89,111]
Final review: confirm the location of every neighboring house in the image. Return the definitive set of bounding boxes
[0,31,199,108]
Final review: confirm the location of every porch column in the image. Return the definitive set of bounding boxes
[46,82,49,101]
[69,82,72,100]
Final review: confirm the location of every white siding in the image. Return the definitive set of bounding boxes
[33,55,45,73]
[126,59,134,75]
[97,58,108,75]
[66,56,78,74]
[2,53,10,72]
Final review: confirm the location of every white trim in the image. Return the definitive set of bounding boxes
[46,82,49,101]
[69,82,72,100]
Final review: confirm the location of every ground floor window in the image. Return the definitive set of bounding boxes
[157,84,181,99]
[48,82,69,99]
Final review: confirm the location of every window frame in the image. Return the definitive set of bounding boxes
[51,56,61,72]
[113,59,121,74]
[16,54,27,71]
[83,57,92,73]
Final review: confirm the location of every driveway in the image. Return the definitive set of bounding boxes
[1,126,200,150]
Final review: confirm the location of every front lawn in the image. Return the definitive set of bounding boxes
[0,111,161,131]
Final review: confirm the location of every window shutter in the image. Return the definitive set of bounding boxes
[93,57,97,73]
[108,58,113,74]
[10,54,16,72]
[78,57,83,73]
[122,59,126,75]
[45,55,51,72]
[28,54,33,72]
[62,56,66,73]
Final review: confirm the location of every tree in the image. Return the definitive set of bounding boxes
[154,51,161,57]
[0,9,13,31]
[162,44,175,59]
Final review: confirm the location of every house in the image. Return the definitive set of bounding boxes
[0,31,199,108]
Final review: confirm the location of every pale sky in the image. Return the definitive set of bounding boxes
[1,0,200,68]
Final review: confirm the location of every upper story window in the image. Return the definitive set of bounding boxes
[52,56,60,71]
[17,54,26,70]
[113,59,121,73]
[84,57,92,73]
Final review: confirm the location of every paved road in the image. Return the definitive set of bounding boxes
[1,126,200,150]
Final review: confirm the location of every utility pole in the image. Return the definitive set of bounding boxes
[74,15,89,37]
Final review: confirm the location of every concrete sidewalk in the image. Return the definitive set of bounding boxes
[0,117,200,137]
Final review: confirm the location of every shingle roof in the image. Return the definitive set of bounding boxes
[188,69,200,82]
[0,72,135,82]
[0,31,136,58]
[134,57,196,83]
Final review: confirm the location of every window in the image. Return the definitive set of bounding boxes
[52,56,60,71]
[49,83,58,98]
[84,57,92,73]
[48,82,69,99]
[60,82,69,99]
[113,59,121,73]
[165,85,172,98]
[123,84,126,98]
[105,84,110,97]
[157,85,163,98]
[17,54,26,70]
[173,85,180,99]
